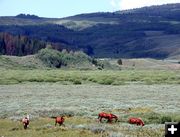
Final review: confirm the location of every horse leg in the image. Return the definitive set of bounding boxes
[109,118,112,123]
[55,122,57,126]
[100,117,102,123]
[97,116,100,122]
[106,118,109,123]
[115,118,118,122]
[137,122,140,126]
[24,124,27,129]
[107,118,111,123]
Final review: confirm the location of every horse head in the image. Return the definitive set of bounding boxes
[140,119,145,126]
[110,114,118,122]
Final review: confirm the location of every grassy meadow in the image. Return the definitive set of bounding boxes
[0,83,180,137]
[0,69,179,85]
[0,56,180,136]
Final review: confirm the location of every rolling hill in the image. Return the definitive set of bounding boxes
[0,3,180,59]
[0,48,118,70]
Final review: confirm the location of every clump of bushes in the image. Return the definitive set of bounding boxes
[160,115,172,124]
[98,78,114,85]
[135,112,174,124]
[37,48,64,68]
[92,59,104,70]
[73,79,82,85]
[117,59,123,65]
[37,48,100,69]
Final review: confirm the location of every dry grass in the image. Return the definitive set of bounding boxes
[0,117,165,137]
[0,84,179,118]
[0,118,101,137]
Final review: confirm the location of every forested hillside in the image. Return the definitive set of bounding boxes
[0,33,66,56]
[0,33,47,56]
[0,4,180,59]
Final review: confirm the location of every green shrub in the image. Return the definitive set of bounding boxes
[117,59,123,65]
[98,78,114,85]
[160,115,172,124]
[37,48,63,68]
[172,114,180,122]
[37,48,96,69]
[124,112,174,124]
[92,58,98,66]
[73,80,82,85]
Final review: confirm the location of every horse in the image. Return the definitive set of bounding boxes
[129,117,144,126]
[98,112,118,123]
[22,117,30,129]
[52,116,65,126]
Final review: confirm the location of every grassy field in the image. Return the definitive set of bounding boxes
[0,66,179,136]
[0,83,179,137]
[0,117,165,137]
[0,69,180,85]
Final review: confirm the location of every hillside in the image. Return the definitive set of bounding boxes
[0,32,70,56]
[0,4,180,59]
[0,33,47,56]
[0,48,118,70]
[0,55,46,69]
[1,54,179,71]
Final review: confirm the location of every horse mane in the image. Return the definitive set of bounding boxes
[51,116,57,119]
[111,114,118,118]
[51,116,65,119]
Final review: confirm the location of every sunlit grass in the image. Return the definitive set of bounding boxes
[0,69,179,85]
[0,116,167,137]
[0,83,179,137]
[0,118,101,137]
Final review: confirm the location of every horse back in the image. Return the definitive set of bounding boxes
[56,117,64,124]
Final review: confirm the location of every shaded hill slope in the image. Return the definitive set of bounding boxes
[0,4,180,59]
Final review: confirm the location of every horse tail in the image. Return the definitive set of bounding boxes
[98,115,100,119]
[128,118,131,123]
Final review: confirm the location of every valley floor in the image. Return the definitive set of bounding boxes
[0,84,179,137]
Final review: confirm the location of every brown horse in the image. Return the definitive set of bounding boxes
[22,117,30,129]
[98,112,118,123]
[53,116,65,126]
[129,117,144,126]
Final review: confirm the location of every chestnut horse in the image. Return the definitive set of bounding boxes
[52,116,65,126]
[129,117,144,126]
[98,112,118,123]
[22,117,30,129]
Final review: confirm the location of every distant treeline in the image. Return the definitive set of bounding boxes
[16,14,40,19]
